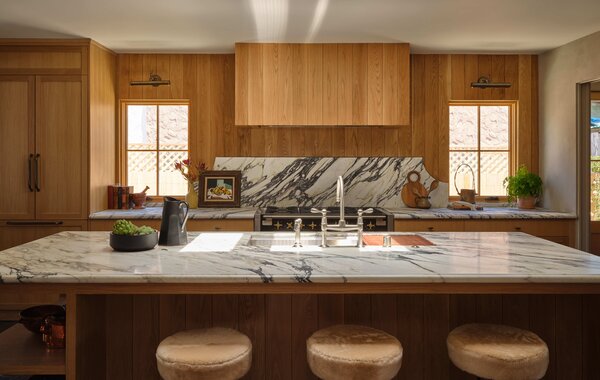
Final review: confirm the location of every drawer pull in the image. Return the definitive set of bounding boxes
[6,221,64,226]
[515,227,522,231]
[427,226,434,231]
[214,226,222,230]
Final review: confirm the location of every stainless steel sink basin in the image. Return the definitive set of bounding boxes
[246,233,359,248]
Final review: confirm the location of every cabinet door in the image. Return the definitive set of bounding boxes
[35,76,87,220]
[0,76,35,219]
[0,220,87,250]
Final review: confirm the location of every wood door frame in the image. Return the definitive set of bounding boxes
[578,83,592,251]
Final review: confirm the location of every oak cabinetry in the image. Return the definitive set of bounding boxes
[0,39,117,250]
[89,219,254,232]
[235,43,410,126]
[395,219,576,247]
[0,220,87,251]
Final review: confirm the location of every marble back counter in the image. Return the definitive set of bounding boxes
[89,207,576,220]
[0,231,598,285]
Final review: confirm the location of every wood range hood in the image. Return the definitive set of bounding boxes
[235,42,410,126]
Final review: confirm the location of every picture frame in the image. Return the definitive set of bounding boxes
[198,170,241,207]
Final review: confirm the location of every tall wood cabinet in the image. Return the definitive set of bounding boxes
[235,42,410,126]
[0,40,116,250]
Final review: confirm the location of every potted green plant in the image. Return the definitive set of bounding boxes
[503,165,543,209]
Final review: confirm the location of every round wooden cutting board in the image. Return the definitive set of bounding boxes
[401,171,428,208]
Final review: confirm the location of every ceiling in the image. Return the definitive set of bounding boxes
[1,0,600,54]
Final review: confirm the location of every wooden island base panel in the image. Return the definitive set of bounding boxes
[1,231,600,379]
[43,291,600,380]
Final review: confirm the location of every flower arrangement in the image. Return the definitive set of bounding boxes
[174,159,206,183]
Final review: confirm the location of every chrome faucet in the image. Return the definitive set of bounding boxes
[310,176,373,247]
[293,218,302,248]
[337,176,346,227]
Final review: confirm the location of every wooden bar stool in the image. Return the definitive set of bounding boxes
[447,323,549,380]
[307,324,403,380]
[156,327,252,380]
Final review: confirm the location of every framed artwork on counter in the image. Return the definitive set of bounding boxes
[198,170,241,207]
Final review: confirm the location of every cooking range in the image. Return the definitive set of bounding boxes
[254,206,394,232]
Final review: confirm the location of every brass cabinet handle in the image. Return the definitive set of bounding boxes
[6,220,64,226]
[427,226,434,231]
[515,226,522,231]
[34,153,41,192]
[27,154,34,192]
[214,226,222,230]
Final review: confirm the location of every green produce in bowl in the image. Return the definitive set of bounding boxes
[112,220,155,236]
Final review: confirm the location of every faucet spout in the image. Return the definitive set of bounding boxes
[336,176,345,225]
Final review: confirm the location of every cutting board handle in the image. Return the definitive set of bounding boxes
[407,170,421,183]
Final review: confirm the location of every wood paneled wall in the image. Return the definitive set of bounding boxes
[117,53,538,182]
[78,294,600,380]
[89,42,117,213]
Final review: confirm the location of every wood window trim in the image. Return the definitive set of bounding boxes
[118,100,190,199]
[448,100,517,199]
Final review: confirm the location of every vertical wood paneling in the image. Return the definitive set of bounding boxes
[266,295,292,380]
[477,55,492,100]
[99,294,596,380]
[529,295,556,379]
[159,295,186,340]
[235,43,249,125]
[156,55,170,99]
[105,295,132,380]
[344,294,371,325]
[337,44,353,125]
[398,44,411,125]
[383,44,400,125]
[322,44,338,125]
[423,295,449,379]
[396,295,424,379]
[292,44,308,125]
[555,296,582,380]
[291,295,319,380]
[239,295,266,380]
[450,54,465,100]
[118,52,538,176]
[132,295,160,380]
[367,44,383,125]
[247,44,264,125]
[518,55,533,170]
[352,44,368,125]
[142,54,157,99]
[318,294,344,327]
[185,295,212,328]
[463,54,479,100]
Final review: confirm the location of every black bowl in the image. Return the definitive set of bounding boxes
[19,304,65,334]
[110,231,158,252]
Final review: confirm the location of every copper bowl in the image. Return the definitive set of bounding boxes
[19,304,65,334]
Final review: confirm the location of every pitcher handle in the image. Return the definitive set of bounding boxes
[179,201,190,232]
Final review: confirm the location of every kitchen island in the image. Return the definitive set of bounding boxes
[1,231,599,379]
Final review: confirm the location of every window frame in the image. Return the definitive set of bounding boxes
[119,99,191,200]
[448,101,517,201]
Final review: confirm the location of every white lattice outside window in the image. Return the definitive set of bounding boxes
[124,103,189,196]
[449,103,514,198]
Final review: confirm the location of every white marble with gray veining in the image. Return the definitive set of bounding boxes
[89,207,258,220]
[214,157,449,208]
[1,231,599,284]
[390,207,577,220]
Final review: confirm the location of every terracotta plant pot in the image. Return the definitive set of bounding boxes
[517,196,537,209]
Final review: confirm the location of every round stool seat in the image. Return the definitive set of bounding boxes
[156,327,252,380]
[447,323,549,380]
[307,324,403,380]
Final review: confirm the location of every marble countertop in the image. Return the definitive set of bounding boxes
[89,207,258,220]
[1,231,598,284]
[389,207,576,220]
[90,206,576,220]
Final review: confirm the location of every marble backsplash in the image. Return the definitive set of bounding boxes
[214,157,448,208]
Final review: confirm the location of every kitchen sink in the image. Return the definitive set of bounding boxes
[246,233,359,248]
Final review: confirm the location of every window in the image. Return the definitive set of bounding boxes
[124,102,189,196]
[449,103,514,197]
[590,96,600,220]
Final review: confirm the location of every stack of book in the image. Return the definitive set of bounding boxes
[107,185,134,209]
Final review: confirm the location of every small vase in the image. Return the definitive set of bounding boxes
[186,182,198,209]
[517,196,536,209]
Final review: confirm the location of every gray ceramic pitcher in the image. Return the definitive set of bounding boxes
[158,197,189,246]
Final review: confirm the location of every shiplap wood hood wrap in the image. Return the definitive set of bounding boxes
[235,43,410,126]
